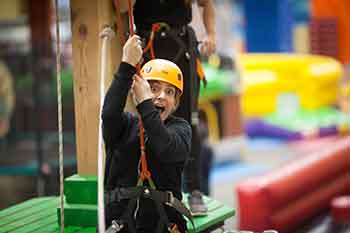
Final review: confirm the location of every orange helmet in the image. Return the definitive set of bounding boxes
[140,59,183,94]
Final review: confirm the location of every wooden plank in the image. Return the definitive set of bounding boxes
[185,195,235,233]
[0,197,234,233]
[0,198,58,227]
[0,198,94,233]
[16,215,57,233]
[53,226,83,233]
[0,197,53,219]
[69,0,122,175]
[0,208,57,232]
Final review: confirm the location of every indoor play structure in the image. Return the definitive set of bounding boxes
[0,1,235,233]
[236,136,350,233]
[238,53,349,140]
[240,0,350,142]
[198,61,240,142]
[239,53,342,117]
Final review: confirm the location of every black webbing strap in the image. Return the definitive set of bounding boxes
[166,29,186,64]
[139,24,187,64]
[121,198,138,233]
[146,189,195,232]
[105,186,143,203]
[186,25,200,126]
[105,187,195,232]
[154,196,170,233]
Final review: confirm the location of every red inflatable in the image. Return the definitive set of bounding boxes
[331,195,350,223]
[236,137,350,233]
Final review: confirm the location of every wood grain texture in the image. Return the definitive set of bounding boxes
[70,0,122,175]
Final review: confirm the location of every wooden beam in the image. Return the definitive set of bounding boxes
[28,0,53,195]
[70,0,122,175]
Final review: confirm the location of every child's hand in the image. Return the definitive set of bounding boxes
[131,74,154,105]
[122,35,143,67]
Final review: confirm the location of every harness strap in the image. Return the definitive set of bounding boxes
[141,23,186,63]
[141,23,206,87]
[196,58,207,86]
[154,196,170,233]
[121,198,138,233]
[146,189,193,224]
[167,29,187,64]
[105,187,195,232]
[105,187,143,203]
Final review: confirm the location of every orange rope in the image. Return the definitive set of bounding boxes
[115,0,126,44]
[142,23,161,59]
[127,0,134,36]
[114,0,151,182]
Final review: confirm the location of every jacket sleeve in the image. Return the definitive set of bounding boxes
[136,100,192,163]
[102,62,136,147]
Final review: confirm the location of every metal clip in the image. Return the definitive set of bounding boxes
[106,220,124,233]
[166,191,174,206]
[144,188,150,196]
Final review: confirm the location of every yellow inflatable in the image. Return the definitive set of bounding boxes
[238,54,343,116]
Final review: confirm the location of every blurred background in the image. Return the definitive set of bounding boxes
[0,0,349,232]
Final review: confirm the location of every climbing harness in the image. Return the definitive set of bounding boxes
[140,22,187,64]
[105,186,193,233]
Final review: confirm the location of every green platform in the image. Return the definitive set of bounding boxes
[0,175,235,233]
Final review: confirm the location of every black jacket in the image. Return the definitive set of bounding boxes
[134,0,192,30]
[102,62,191,232]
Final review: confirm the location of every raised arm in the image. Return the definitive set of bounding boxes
[102,35,142,146]
[197,0,216,56]
[114,0,136,13]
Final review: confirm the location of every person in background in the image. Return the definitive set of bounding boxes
[198,110,214,196]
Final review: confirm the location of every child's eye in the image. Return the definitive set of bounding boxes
[166,89,175,96]
[151,86,158,93]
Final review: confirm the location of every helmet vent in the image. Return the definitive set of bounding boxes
[144,66,152,73]
[177,74,182,81]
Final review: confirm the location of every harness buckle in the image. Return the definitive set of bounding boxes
[144,188,150,196]
[106,220,124,233]
[165,191,174,206]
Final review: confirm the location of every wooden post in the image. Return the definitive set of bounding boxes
[70,0,122,175]
[28,0,53,195]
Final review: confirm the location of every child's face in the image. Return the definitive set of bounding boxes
[149,80,178,121]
